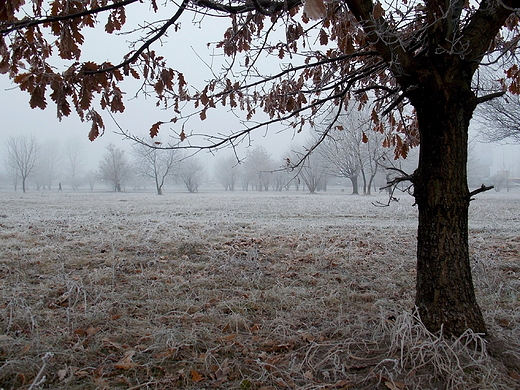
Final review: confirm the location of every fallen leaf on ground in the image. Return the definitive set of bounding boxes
[385,380,405,390]
[191,369,204,382]
[114,350,137,370]
[509,370,520,380]
[57,369,67,381]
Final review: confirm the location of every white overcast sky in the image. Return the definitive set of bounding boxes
[0,2,518,176]
[0,4,307,170]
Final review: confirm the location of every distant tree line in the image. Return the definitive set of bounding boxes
[4,113,516,194]
[1,135,207,194]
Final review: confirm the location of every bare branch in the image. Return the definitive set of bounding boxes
[0,0,140,35]
[476,91,506,105]
[374,167,415,206]
[192,0,302,15]
[85,0,190,75]
[469,184,494,200]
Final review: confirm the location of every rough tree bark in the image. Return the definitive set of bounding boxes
[408,63,487,335]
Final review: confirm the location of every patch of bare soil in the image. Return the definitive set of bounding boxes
[0,190,518,389]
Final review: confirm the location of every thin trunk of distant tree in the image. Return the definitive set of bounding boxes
[133,142,178,195]
[350,176,359,194]
[99,144,130,192]
[5,135,40,193]
[65,140,84,191]
[178,157,205,193]
[5,163,19,191]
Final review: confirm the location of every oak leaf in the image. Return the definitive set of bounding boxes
[29,85,47,109]
[319,29,329,46]
[190,369,204,382]
[150,121,162,138]
[373,1,384,19]
[180,128,187,141]
[114,350,138,370]
[304,0,326,20]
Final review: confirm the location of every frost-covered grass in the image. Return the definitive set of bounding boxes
[0,189,518,389]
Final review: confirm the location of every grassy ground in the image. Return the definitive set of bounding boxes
[0,190,519,389]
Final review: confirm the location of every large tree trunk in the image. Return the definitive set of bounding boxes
[411,78,486,336]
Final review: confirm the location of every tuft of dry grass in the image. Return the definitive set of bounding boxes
[0,190,519,389]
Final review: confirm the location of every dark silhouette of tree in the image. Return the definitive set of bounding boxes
[2,0,520,335]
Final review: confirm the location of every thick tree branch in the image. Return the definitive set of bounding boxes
[192,0,302,15]
[85,0,190,75]
[476,90,506,104]
[345,0,415,83]
[0,0,140,35]
[462,0,519,69]
[469,184,494,200]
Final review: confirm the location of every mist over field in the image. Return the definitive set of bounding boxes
[0,189,518,389]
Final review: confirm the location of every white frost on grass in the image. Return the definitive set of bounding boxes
[0,189,518,389]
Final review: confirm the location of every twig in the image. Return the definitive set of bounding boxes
[374,167,414,206]
[85,0,190,75]
[28,352,53,390]
[476,91,506,104]
[469,184,494,200]
[0,0,139,35]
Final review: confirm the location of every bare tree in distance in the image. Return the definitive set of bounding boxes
[5,135,40,193]
[320,130,361,194]
[214,154,241,191]
[318,108,369,194]
[271,167,287,191]
[178,156,205,193]
[293,142,329,193]
[477,93,520,143]
[319,107,392,195]
[99,144,131,192]
[359,130,389,195]
[85,170,97,192]
[243,146,275,191]
[133,140,179,195]
[65,139,85,191]
[3,0,520,336]
[37,139,62,190]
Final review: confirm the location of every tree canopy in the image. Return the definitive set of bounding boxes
[2,0,516,152]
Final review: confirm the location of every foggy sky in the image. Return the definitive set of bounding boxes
[0,3,518,177]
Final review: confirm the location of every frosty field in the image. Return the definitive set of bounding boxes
[0,190,519,389]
